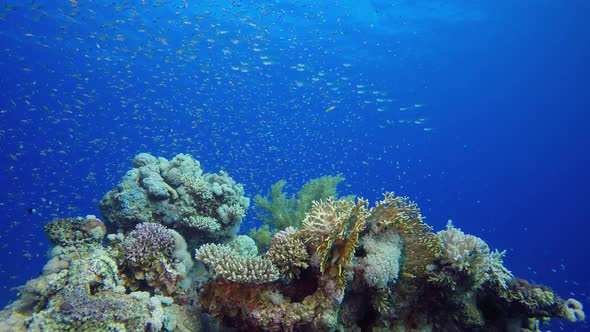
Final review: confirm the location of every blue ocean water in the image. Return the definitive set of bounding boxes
[0,0,588,329]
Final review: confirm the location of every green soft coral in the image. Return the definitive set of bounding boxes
[251,175,346,252]
[254,175,345,229]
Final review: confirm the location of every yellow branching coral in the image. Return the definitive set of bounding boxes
[301,197,370,288]
[369,192,441,278]
[196,243,279,284]
[266,227,309,280]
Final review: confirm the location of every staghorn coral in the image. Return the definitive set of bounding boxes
[300,197,369,290]
[267,227,309,280]
[196,243,279,284]
[99,153,250,244]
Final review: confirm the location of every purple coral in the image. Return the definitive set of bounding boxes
[124,223,175,264]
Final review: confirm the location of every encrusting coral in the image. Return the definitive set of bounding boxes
[44,215,107,246]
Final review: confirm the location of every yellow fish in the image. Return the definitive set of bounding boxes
[325,106,336,113]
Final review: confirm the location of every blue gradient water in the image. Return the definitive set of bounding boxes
[1,1,588,330]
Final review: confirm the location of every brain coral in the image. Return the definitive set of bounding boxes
[99,153,250,243]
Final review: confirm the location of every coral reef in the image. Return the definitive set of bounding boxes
[1,165,585,332]
[99,153,250,244]
[197,192,585,331]
[0,219,200,331]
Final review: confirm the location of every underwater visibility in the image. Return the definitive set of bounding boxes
[1,0,589,331]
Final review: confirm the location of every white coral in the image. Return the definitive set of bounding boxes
[359,230,403,289]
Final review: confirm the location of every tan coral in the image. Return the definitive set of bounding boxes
[300,197,370,289]
[267,227,309,280]
[369,192,441,279]
[196,243,279,284]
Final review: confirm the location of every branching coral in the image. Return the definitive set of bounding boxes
[196,243,279,284]
[267,227,309,280]
[121,222,190,295]
[369,192,441,279]
[433,221,513,290]
[124,223,175,265]
[300,197,369,289]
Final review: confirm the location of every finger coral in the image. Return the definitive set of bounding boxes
[121,222,191,295]
[196,243,279,284]
[266,227,309,280]
[124,223,175,264]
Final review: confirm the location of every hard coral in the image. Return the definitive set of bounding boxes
[99,153,250,244]
[300,197,369,289]
[434,221,513,291]
[196,243,279,284]
[122,222,186,295]
[124,223,175,264]
[369,192,441,279]
[44,215,106,247]
[267,227,309,280]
